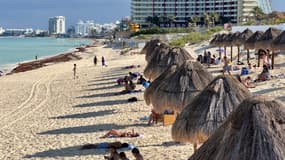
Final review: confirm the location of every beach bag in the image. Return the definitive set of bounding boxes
[241,67,249,75]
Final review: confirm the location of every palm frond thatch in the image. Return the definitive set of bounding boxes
[144,47,193,81]
[244,31,264,49]
[145,61,213,113]
[141,39,170,63]
[272,30,285,51]
[172,75,251,144]
[255,27,281,50]
[188,96,285,160]
[235,28,253,46]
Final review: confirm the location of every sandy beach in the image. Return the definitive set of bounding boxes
[0,40,284,160]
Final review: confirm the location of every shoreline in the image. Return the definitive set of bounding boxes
[0,38,98,75]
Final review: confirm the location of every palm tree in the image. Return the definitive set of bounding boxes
[168,15,176,27]
[251,7,265,23]
[210,12,219,26]
[203,12,210,28]
[146,16,153,27]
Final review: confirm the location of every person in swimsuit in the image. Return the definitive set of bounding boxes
[100,129,140,138]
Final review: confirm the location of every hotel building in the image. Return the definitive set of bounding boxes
[131,0,272,27]
[48,16,66,35]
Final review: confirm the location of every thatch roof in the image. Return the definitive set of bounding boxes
[244,31,264,50]
[144,65,178,107]
[221,33,234,47]
[144,47,193,81]
[272,30,285,51]
[229,31,241,46]
[172,75,251,144]
[188,96,285,160]
[141,39,171,63]
[214,34,228,47]
[255,27,281,50]
[235,28,253,46]
[144,61,213,113]
[209,34,219,46]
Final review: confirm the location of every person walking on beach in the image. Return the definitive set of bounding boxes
[94,55,97,66]
[73,64,77,79]
[102,56,107,67]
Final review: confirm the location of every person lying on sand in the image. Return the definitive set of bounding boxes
[236,75,255,88]
[81,141,130,150]
[100,129,140,138]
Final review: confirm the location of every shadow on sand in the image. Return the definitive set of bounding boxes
[73,99,130,108]
[82,85,121,92]
[38,123,148,135]
[50,109,116,119]
[23,145,106,158]
[252,87,285,95]
[277,96,285,102]
[87,81,117,86]
[76,91,119,99]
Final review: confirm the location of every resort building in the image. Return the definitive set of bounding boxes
[75,20,97,37]
[0,27,4,35]
[131,0,273,27]
[48,16,66,35]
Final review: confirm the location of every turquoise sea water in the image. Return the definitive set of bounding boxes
[0,37,92,72]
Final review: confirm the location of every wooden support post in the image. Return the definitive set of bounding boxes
[219,47,221,58]
[224,46,226,57]
[271,50,274,69]
[237,46,240,63]
[247,49,250,64]
[193,143,197,152]
[230,46,233,62]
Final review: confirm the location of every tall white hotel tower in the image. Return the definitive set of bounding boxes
[131,0,272,27]
[48,16,66,35]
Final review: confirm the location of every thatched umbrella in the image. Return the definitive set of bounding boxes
[188,96,285,160]
[229,32,241,62]
[214,34,228,58]
[255,27,281,69]
[172,75,251,151]
[144,60,213,113]
[209,34,219,46]
[272,30,285,51]
[144,47,193,81]
[141,39,171,63]
[235,29,253,64]
[220,33,234,59]
[244,31,264,50]
[144,65,178,108]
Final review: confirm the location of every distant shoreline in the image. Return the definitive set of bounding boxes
[0,38,97,75]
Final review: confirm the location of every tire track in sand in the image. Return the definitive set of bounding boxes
[0,75,54,130]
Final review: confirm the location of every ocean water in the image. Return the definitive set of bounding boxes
[0,37,92,72]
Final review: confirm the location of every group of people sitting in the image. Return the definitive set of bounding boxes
[197,51,222,66]
[148,109,174,125]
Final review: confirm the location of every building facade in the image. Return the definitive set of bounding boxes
[131,0,272,27]
[75,20,97,36]
[49,16,66,35]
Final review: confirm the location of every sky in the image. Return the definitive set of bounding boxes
[0,0,284,29]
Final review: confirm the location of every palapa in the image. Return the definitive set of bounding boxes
[209,34,219,46]
[141,39,170,62]
[236,28,253,63]
[144,60,213,113]
[188,96,285,160]
[172,75,251,151]
[144,47,192,81]
[244,31,264,50]
[144,65,178,107]
[272,30,285,51]
[254,27,281,50]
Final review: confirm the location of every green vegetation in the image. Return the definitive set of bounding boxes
[169,26,223,47]
[130,27,195,37]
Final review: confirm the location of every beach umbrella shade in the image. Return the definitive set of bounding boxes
[209,34,219,46]
[144,47,193,81]
[235,29,253,63]
[214,34,228,58]
[244,31,264,50]
[172,75,251,151]
[229,32,241,62]
[141,39,171,63]
[272,30,285,51]
[188,96,285,160]
[144,60,214,113]
[255,27,281,69]
[254,27,281,50]
[144,65,178,107]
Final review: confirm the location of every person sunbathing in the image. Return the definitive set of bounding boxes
[242,76,256,88]
[81,141,129,150]
[100,129,140,138]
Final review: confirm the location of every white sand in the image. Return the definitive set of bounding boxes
[0,41,284,160]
